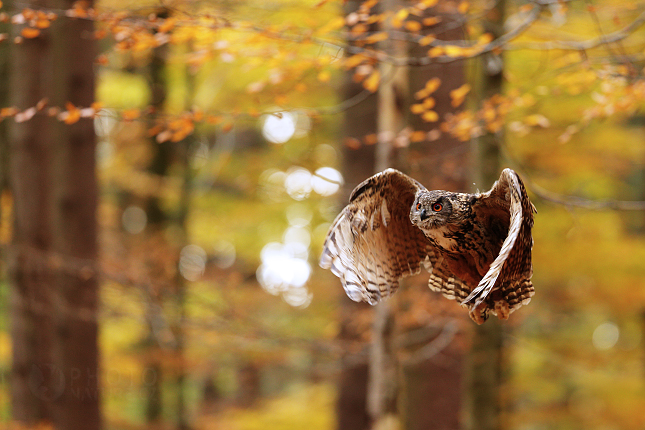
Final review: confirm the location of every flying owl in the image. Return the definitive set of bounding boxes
[319,168,536,324]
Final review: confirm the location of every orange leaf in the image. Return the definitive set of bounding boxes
[20,27,40,38]
[121,108,141,121]
[419,35,435,46]
[363,70,380,93]
[404,21,422,32]
[428,46,443,57]
[425,77,441,93]
[62,102,80,124]
[365,32,388,44]
[422,17,441,26]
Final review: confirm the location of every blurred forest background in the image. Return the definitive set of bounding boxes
[1,0,645,429]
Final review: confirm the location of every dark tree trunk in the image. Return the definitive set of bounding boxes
[464,1,507,429]
[9,0,101,429]
[335,3,378,429]
[398,6,470,430]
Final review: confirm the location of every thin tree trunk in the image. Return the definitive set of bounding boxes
[143,14,170,424]
[464,1,506,429]
[368,1,408,428]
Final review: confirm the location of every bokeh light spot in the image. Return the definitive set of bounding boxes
[262,112,296,144]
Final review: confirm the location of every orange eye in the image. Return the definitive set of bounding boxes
[432,203,442,212]
[416,202,422,210]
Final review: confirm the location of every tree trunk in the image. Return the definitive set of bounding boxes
[464,1,506,429]
[398,5,469,430]
[335,3,378,429]
[368,0,408,427]
[9,0,101,428]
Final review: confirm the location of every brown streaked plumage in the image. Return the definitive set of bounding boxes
[319,168,536,324]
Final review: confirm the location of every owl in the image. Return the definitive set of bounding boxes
[319,168,536,324]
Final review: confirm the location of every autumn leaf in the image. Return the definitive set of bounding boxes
[425,77,441,93]
[422,97,436,109]
[421,110,438,122]
[404,20,422,32]
[422,17,441,26]
[365,32,388,44]
[450,84,471,107]
[59,102,81,124]
[121,108,141,121]
[317,70,331,83]
[524,114,550,128]
[364,134,378,145]
[478,33,494,45]
[21,27,40,38]
[419,35,435,46]
[391,8,409,28]
[458,1,470,13]
[428,46,443,57]
[444,45,464,58]
[410,130,426,142]
[363,70,380,93]
[411,104,425,114]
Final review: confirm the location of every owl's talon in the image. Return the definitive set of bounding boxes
[469,302,489,325]
[494,299,510,320]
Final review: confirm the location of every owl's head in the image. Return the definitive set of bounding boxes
[409,190,457,229]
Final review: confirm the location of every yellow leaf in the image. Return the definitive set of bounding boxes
[444,45,464,57]
[392,8,409,28]
[395,8,409,21]
[421,110,438,122]
[318,70,331,83]
[411,104,425,114]
[458,1,470,14]
[422,97,436,109]
[419,0,438,8]
[422,17,441,26]
[450,84,471,102]
[344,54,366,69]
[363,70,380,93]
[21,27,40,38]
[425,77,441,93]
[428,46,443,57]
[404,21,422,32]
[158,17,175,33]
[414,89,428,100]
[365,32,388,44]
[419,35,435,46]
[478,33,494,45]
[524,114,550,128]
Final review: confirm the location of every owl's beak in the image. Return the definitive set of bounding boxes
[419,208,429,221]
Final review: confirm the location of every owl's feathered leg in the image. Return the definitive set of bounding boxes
[494,300,510,320]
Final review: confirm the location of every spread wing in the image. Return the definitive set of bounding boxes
[462,168,536,312]
[320,168,470,306]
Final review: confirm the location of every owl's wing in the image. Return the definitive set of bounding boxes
[320,169,436,305]
[462,168,536,310]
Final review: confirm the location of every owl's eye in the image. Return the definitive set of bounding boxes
[432,202,443,212]
[416,202,422,211]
